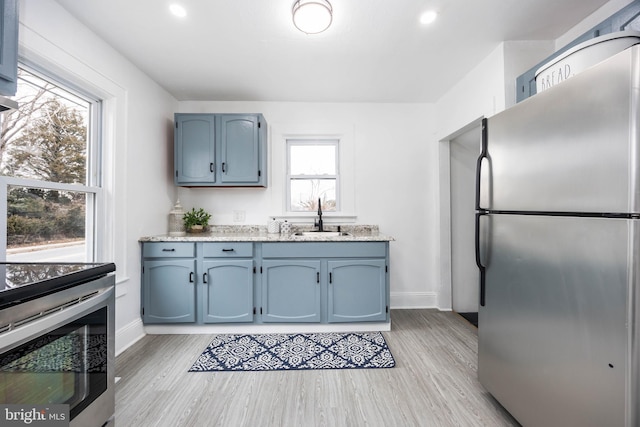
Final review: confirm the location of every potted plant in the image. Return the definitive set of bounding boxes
[183,207,212,233]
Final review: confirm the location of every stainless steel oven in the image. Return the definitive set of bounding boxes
[0,263,115,427]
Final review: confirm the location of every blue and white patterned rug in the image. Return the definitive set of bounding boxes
[189,332,395,372]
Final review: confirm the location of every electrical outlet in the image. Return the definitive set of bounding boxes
[233,210,246,222]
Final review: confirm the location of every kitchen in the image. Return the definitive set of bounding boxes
[1,0,638,426]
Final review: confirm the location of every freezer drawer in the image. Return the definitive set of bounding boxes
[478,214,631,427]
[479,46,640,214]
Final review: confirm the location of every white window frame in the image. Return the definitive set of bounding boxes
[0,63,104,262]
[270,123,356,222]
[286,138,340,213]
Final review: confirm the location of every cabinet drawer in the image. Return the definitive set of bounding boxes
[262,242,387,258]
[143,242,195,258]
[203,242,253,257]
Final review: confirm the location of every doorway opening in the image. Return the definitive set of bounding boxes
[439,119,482,327]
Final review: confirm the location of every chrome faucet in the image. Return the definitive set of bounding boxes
[315,198,324,232]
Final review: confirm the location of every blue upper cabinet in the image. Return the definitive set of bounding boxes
[174,113,267,187]
[0,0,18,97]
[219,114,264,184]
[175,114,216,184]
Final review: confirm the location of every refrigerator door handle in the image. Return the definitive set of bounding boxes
[475,117,489,307]
[475,118,489,212]
[475,211,487,307]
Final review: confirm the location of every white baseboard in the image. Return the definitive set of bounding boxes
[390,291,438,309]
[115,318,145,356]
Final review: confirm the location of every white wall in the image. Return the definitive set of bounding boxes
[434,40,557,140]
[20,0,178,355]
[178,101,439,308]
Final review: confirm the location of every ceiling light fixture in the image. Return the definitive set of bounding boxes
[169,4,187,18]
[292,0,333,34]
[419,10,437,25]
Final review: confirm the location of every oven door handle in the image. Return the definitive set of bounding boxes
[0,286,114,353]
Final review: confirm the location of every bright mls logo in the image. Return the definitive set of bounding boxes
[1,405,69,426]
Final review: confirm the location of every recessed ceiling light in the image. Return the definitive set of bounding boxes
[169,4,187,18]
[419,10,437,25]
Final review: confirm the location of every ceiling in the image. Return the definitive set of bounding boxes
[54,0,611,103]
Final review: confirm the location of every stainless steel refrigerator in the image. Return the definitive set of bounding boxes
[475,45,640,426]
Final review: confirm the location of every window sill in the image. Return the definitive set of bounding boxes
[276,214,357,225]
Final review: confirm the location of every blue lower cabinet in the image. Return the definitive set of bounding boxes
[261,260,321,322]
[141,241,390,325]
[203,260,254,323]
[142,259,196,323]
[327,260,387,322]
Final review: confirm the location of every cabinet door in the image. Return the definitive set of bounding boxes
[219,115,261,184]
[203,260,254,323]
[142,259,196,323]
[0,0,17,96]
[327,259,387,322]
[261,260,321,322]
[175,114,216,184]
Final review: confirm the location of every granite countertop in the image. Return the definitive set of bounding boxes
[139,225,394,243]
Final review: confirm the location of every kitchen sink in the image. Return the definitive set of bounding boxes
[293,231,351,237]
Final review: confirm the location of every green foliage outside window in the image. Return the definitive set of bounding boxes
[1,68,90,248]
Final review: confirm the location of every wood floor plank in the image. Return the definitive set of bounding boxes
[115,310,520,426]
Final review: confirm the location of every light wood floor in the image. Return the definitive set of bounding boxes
[115,309,520,427]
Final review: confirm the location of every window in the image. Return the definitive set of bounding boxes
[0,66,102,262]
[287,139,339,212]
